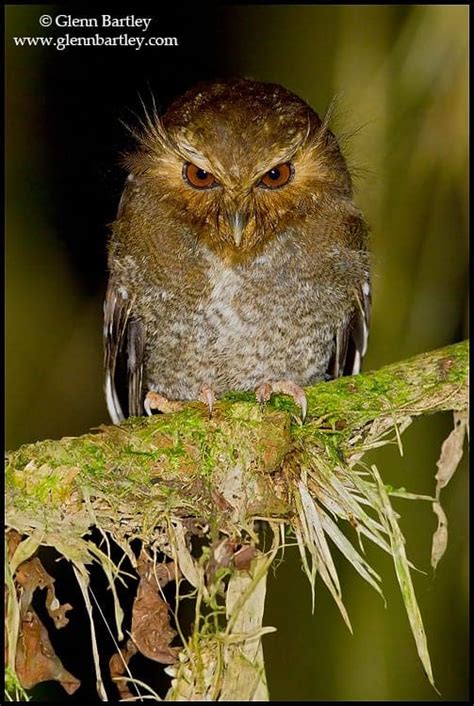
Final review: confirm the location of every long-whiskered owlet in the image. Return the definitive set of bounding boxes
[104,78,370,423]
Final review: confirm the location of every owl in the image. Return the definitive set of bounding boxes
[104,78,370,423]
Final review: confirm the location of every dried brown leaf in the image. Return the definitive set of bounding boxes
[435,411,467,491]
[15,607,80,694]
[109,639,138,700]
[8,554,78,694]
[431,410,468,569]
[234,544,257,571]
[15,557,72,629]
[431,501,448,571]
[131,551,179,664]
[6,530,22,559]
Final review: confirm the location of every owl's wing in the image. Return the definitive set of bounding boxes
[104,283,146,423]
[328,280,371,378]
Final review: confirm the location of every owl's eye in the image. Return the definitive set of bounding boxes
[183,163,218,189]
[258,162,294,189]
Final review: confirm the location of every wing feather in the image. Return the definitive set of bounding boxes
[104,283,145,423]
[327,279,371,379]
[127,318,146,417]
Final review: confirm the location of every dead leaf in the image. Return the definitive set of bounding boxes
[15,557,72,629]
[15,607,80,694]
[109,639,138,700]
[435,411,467,492]
[431,410,468,569]
[233,545,257,571]
[431,502,448,571]
[6,530,22,559]
[211,489,234,513]
[8,553,79,694]
[131,551,178,664]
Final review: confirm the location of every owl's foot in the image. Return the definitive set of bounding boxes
[255,380,307,422]
[144,385,216,418]
[198,383,216,418]
[144,391,185,415]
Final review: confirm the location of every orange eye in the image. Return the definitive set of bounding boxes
[183,163,218,189]
[259,162,294,189]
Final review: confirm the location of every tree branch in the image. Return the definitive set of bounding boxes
[5,341,469,700]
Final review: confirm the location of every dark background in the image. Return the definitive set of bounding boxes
[6,4,468,701]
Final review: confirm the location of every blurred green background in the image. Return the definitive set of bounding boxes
[6,4,468,701]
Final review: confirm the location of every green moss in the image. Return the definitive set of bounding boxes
[5,341,468,540]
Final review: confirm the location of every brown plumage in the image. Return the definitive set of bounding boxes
[104,78,370,423]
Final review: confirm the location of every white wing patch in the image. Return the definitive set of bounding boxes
[105,372,124,425]
[104,283,134,424]
[360,279,370,359]
[352,349,362,375]
[328,278,371,379]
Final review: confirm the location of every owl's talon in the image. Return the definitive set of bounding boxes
[255,380,307,422]
[144,391,184,415]
[198,384,216,418]
[256,382,273,405]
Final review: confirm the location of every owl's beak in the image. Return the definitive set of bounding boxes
[229,211,247,247]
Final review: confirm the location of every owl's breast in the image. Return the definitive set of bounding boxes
[142,241,360,399]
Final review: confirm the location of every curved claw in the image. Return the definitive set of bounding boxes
[298,392,307,423]
[144,391,184,415]
[198,384,216,418]
[255,380,307,423]
[255,382,273,405]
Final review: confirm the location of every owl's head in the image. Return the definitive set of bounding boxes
[125,79,353,262]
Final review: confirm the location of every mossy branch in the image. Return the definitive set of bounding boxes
[5,341,469,701]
